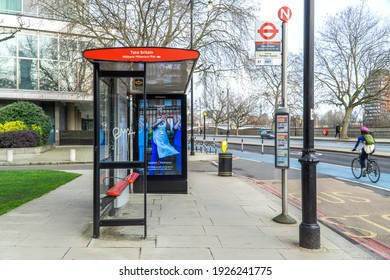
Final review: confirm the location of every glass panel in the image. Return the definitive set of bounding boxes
[115,95,129,161]
[39,60,58,91]
[60,37,78,61]
[40,35,58,60]
[99,81,109,161]
[0,34,16,57]
[58,61,76,91]
[80,62,93,93]
[0,57,16,88]
[19,34,38,58]
[99,78,133,163]
[23,0,37,15]
[19,58,38,89]
[0,0,22,13]
[145,61,193,94]
[98,61,144,72]
[58,61,92,93]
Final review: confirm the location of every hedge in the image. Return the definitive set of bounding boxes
[0,102,51,145]
[0,130,40,148]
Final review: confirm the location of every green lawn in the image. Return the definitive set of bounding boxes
[0,170,81,215]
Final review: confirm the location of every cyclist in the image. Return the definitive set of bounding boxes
[352,126,375,177]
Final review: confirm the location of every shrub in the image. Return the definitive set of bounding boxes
[0,120,27,132]
[0,102,51,145]
[0,130,40,148]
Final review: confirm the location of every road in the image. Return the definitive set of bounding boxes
[221,142,390,260]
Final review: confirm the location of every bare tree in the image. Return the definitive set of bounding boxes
[202,88,227,135]
[315,1,390,138]
[229,91,258,135]
[33,0,255,77]
[257,65,281,115]
[252,52,304,122]
[0,16,25,43]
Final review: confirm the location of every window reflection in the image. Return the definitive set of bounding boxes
[0,31,95,94]
[0,34,16,56]
[60,38,78,61]
[59,61,76,91]
[0,57,16,88]
[40,36,58,60]
[19,58,38,89]
[39,60,58,91]
[18,34,38,58]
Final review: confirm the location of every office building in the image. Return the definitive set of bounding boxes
[0,0,96,144]
[364,70,390,126]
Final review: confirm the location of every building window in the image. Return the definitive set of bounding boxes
[0,34,17,56]
[60,38,78,61]
[39,60,58,91]
[19,34,38,58]
[0,57,16,88]
[19,58,38,89]
[0,0,22,13]
[40,35,58,60]
[0,29,94,93]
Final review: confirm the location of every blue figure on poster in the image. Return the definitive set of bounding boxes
[149,114,179,175]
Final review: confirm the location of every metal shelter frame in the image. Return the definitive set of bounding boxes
[83,47,200,238]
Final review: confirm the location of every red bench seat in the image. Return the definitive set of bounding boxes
[106,172,139,197]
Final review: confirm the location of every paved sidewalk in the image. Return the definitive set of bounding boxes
[0,147,380,260]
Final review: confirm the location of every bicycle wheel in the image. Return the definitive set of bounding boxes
[367,160,380,183]
[351,158,362,179]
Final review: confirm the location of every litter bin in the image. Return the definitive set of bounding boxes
[218,153,232,176]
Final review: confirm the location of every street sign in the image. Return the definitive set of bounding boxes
[256,52,281,59]
[278,6,292,23]
[255,21,282,66]
[255,42,281,52]
[256,58,281,66]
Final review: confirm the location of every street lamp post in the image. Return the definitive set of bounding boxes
[225,89,229,140]
[203,111,207,140]
[190,0,195,156]
[190,0,213,154]
[298,0,321,249]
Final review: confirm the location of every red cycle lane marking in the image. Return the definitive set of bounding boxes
[247,176,390,260]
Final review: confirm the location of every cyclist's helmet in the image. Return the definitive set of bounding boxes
[360,126,369,133]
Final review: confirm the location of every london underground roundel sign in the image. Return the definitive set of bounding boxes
[258,22,279,40]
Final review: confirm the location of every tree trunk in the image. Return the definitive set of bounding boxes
[214,123,219,135]
[340,107,353,139]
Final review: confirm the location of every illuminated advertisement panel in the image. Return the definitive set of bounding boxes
[137,96,184,176]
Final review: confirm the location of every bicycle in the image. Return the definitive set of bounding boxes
[351,149,381,183]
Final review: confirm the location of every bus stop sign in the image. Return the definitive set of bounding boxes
[278,6,292,23]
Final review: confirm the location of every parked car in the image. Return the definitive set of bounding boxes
[261,129,275,139]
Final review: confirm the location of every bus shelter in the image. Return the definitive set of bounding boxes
[83,47,199,238]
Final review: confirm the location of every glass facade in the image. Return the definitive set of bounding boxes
[0,0,102,139]
[0,30,94,93]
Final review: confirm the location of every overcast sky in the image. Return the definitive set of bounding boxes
[256,0,390,52]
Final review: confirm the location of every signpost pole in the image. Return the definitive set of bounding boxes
[273,14,296,224]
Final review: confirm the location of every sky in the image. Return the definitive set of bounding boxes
[256,0,390,53]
